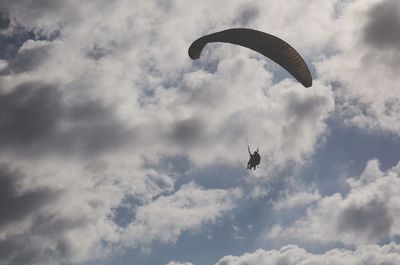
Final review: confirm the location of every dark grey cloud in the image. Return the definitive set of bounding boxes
[0,44,49,74]
[0,28,36,60]
[0,221,76,265]
[0,12,10,30]
[384,98,400,117]
[0,164,56,229]
[85,45,112,61]
[234,4,259,26]
[0,82,62,148]
[0,0,65,20]
[0,23,59,62]
[287,93,328,121]
[0,82,133,157]
[0,0,62,9]
[363,0,400,50]
[281,92,330,145]
[170,117,205,147]
[337,199,392,241]
[0,236,55,265]
[0,204,101,265]
[57,100,133,157]
[0,165,66,265]
[0,163,104,265]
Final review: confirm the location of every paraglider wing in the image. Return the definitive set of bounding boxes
[188,28,312,88]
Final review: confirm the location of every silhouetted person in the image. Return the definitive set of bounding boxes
[247,146,260,170]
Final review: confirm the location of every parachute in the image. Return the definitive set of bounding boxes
[188,28,312,87]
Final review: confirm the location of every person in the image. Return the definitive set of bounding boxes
[247,146,260,170]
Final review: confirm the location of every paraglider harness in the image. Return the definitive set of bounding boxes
[247,146,260,170]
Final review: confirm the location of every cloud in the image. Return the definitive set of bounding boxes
[215,243,400,265]
[122,182,242,250]
[0,167,111,264]
[0,0,78,33]
[0,164,97,265]
[233,4,260,26]
[0,81,132,157]
[316,0,400,134]
[0,40,50,74]
[0,0,336,166]
[0,164,56,230]
[336,198,392,241]
[363,0,400,50]
[273,191,321,210]
[170,117,206,147]
[0,0,345,264]
[269,160,400,245]
[166,262,194,265]
[0,160,241,265]
[0,12,10,30]
[0,25,37,60]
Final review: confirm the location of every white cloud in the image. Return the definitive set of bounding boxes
[0,0,356,264]
[316,0,400,134]
[122,182,242,250]
[166,261,194,265]
[268,159,400,245]
[215,243,400,265]
[273,191,321,210]
[0,0,336,167]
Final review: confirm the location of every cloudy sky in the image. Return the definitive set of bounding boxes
[0,0,400,264]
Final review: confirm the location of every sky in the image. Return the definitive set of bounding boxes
[0,0,400,264]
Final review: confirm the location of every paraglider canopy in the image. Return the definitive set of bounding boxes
[188,28,312,88]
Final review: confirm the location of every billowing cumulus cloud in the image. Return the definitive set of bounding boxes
[215,243,400,265]
[122,183,242,250]
[317,0,400,134]
[269,160,400,245]
[0,163,241,264]
[273,191,321,210]
[363,0,400,50]
[1,0,397,264]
